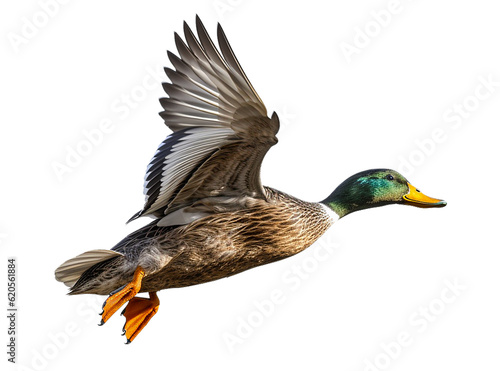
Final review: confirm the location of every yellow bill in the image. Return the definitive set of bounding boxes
[403,183,447,208]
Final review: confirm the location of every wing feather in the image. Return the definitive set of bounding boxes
[129,16,279,223]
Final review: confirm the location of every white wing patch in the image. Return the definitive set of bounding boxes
[157,207,210,227]
[142,127,234,217]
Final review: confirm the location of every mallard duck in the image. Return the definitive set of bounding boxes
[55,16,446,343]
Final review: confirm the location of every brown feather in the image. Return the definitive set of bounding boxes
[71,188,335,295]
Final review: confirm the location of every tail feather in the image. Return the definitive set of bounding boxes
[55,249,124,288]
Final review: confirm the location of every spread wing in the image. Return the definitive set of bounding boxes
[128,16,280,225]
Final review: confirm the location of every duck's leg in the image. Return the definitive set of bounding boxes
[121,291,160,343]
[100,266,145,325]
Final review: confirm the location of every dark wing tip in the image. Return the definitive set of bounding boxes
[271,111,280,135]
[173,32,183,45]
[183,20,192,36]
[216,22,233,52]
[126,210,142,224]
[195,14,203,28]
[195,14,211,40]
[216,22,224,35]
[216,22,226,43]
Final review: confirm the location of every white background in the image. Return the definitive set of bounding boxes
[1,0,499,370]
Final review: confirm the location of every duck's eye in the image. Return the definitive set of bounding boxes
[385,174,394,181]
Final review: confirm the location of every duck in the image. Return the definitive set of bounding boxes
[55,16,446,343]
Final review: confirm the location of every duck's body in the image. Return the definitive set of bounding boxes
[69,187,336,295]
[55,17,446,343]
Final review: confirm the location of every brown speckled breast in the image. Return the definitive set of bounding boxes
[140,187,336,292]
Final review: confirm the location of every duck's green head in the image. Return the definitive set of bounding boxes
[322,169,446,218]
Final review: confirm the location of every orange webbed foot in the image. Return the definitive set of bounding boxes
[100,266,145,325]
[121,292,160,343]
